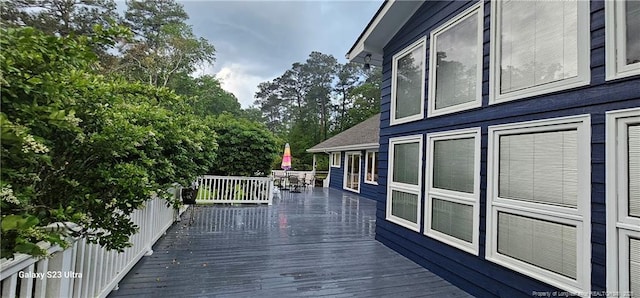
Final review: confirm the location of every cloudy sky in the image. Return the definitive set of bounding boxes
[179,1,381,108]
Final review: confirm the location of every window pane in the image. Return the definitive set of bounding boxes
[499,130,578,207]
[432,198,473,242]
[498,212,577,279]
[433,138,475,193]
[500,0,578,93]
[366,152,378,182]
[631,238,640,296]
[629,124,640,217]
[395,46,424,119]
[367,152,374,181]
[391,190,418,223]
[626,1,640,65]
[393,142,420,185]
[435,12,479,109]
[346,154,360,191]
[373,152,378,182]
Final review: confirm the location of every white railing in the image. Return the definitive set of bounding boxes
[196,175,273,205]
[0,196,182,298]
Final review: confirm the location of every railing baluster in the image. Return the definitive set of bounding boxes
[18,264,35,298]
[33,258,48,298]
[2,273,18,297]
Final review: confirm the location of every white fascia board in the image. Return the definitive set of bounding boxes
[306,143,379,153]
[346,0,423,67]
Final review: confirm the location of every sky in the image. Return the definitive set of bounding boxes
[179,1,382,108]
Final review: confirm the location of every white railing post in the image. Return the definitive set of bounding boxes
[144,199,154,256]
[2,274,17,298]
[33,258,49,298]
[45,247,75,298]
[268,179,274,205]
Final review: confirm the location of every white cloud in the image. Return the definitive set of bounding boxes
[211,63,273,109]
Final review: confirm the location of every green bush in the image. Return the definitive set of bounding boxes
[207,113,279,177]
[0,27,217,258]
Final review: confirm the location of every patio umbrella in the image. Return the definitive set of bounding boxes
[281,143,292,171]
[280,143,292,190]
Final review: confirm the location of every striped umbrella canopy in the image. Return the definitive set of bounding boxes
[281,143,292,170]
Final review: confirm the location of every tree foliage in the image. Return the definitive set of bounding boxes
[169,73,241,117]
[1,0,120,37]
[0,26,218,258]
[120,0,215,87]
[207,114,279,177]
[254,53,381,170]
[1,0,124,71]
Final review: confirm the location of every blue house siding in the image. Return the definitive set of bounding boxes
[328,153,344,191]
[328,150,379,201]
[375,0,640,297]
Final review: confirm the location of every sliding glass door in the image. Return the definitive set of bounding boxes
[344,152,361,193]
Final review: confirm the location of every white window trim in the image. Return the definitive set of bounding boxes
[427,2,483,118]
[364,150,378,185]
[390,37,426,126]
[424,128,480,255]
[605,0,640,80]
[330,152,341,168]
[386,135,423,232]
[343,151,362,193]
[486,115,592,295]
[489,1,591,105]
[605,107,640,295]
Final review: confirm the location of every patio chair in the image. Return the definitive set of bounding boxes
[300,174,310,190]
[289,176,302,193]
[181,186,199,225]
[273,177,282,189]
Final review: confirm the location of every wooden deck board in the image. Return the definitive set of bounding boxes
[108,188,473,297]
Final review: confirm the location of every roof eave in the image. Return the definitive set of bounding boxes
[346,0,423,67]
[306,143,380,153]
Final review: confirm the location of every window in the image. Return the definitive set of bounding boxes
[606,0,640,80]
[490,0,590,104]
[486,115,591,294]
[425,128,480,255]
[391,37,426,125]
[365,151,378,184]
[343,152,361,193]
[428,3,483,117]
[606,108,640,296]
[330,152,341,168]
[387,135,423,231]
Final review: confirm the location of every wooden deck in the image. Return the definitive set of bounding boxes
[108,188,473,297]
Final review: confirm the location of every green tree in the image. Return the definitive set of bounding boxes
[341,66,381,129]
[303,52,338,140]
[169,73,241,117]
[254,81,290,134]
[124,0,187,47]
[253,52,382,170]
[334,62,362,131]
[239,107,265,124]
[120,0,215,87]
[1,0,120,37]
[1,27,217,258]
[1,0,124,71]
[208,114,279,177]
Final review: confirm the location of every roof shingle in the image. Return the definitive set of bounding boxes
[307,114,380,153]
